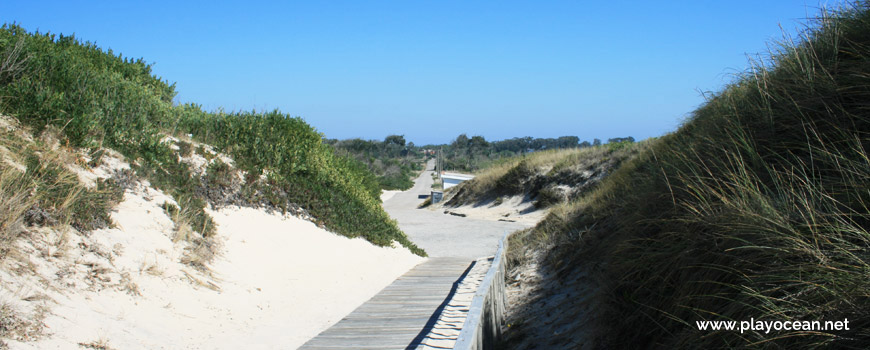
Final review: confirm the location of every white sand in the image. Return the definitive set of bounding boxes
[436,194,547,226]
[67,148,130,188]
[380,189,401,202]
[160,134,234,176]
[3,184,423,349]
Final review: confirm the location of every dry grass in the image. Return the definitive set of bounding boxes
[161,202,195,244]
[469,148,592,188]
[0,166,35,254]
[0,119,36,254]
[160,201,220,273]
[0,301,47,343]
[447,144,645,207]
[180,269,221,292]
[78,337,114,350]
[180,237,219,273]
[138,258,164,277]
[118,272,141,297]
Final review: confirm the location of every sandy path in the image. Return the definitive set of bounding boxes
[373,160,530,348]
[297,159,533,349]
[383,160,530,258]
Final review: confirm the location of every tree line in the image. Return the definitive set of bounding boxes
[425,134,635,172]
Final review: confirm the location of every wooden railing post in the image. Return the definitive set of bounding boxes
[454,231,510,350]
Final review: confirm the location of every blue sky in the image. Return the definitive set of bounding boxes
[0,1,847,145]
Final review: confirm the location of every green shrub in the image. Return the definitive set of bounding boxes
[0,24,175,149]
[177,140,193,158]
[194,145,215,161]
[204,159,235,188]
[328,137,423,191]
[378,172,414,191]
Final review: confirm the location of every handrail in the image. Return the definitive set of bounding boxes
[453,231,510,350]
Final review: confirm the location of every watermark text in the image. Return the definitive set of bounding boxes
[696,318,850,334]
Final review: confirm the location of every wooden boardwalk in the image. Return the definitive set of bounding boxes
[299,257,473,350]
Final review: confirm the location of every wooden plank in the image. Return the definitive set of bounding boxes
[298,258,474,350]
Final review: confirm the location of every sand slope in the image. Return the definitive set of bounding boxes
[3,176,422,349]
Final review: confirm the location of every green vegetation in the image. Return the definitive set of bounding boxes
[324,135,425,191]
[433,134,633,173]
[175,108,422,253]
[507,4,870,349]
[0,24,424,256]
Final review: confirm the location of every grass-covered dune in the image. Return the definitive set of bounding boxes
[0,24,424,256]
[444,143,644,209]
[507,4,870,349]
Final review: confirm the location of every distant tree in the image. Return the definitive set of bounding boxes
[384,134,406,147]
[557,136,579,148]
[469,135,488,148]
[452,134,470,148]
[437,134,585,172]
[493,136,533,153]
[530,138,546,150]
[607,136,635,144]
[593,138,602,146]
[339,138,378,153]
[579,140,591,148]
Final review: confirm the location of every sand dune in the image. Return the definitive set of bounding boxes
[3,170,422,349]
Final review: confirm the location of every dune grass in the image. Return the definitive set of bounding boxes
[0,165,34,252]
[0,123,124,259]
[508,3,870,349]
[446,143,644,207]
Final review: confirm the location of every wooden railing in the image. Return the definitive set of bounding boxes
[453,232,509,350]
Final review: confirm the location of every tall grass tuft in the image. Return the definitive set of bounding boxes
[0,165,34,254]
[0,126,124,259]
